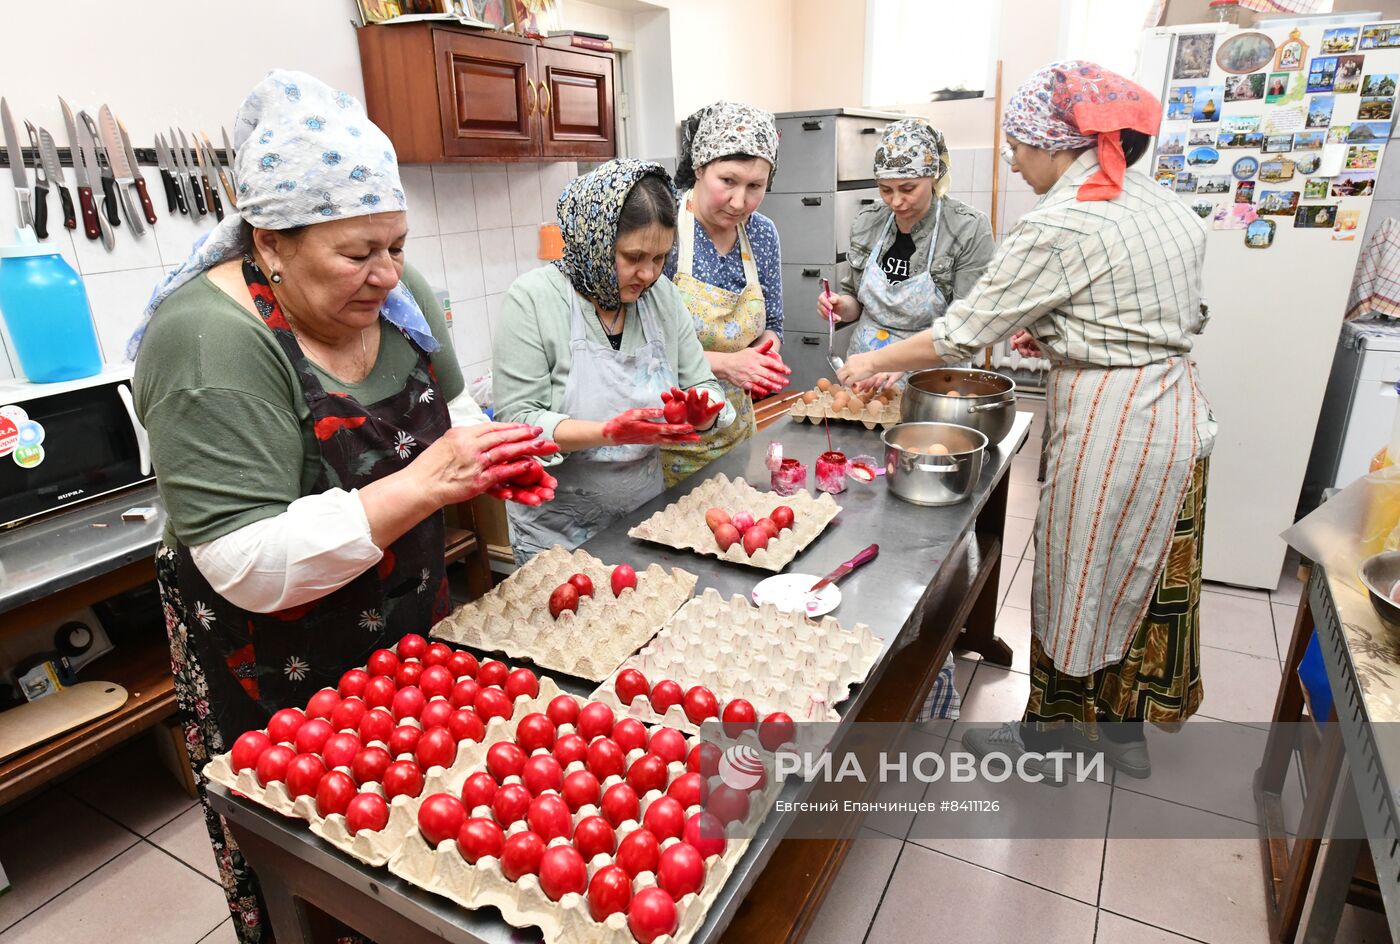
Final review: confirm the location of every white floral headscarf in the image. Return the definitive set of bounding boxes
[680,101,779,185]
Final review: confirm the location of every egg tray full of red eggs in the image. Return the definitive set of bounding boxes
[386,693,784,944]
[204,634,566,867]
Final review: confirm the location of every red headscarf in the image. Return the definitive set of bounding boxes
[1002,61,1162,201]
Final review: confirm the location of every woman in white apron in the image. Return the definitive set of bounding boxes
[660,101,789,487]
[839,62,1216,781]
[493,160,732,562]
[819,119,994,391]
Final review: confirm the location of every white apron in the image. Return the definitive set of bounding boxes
[1032,357,1214,676]
[849,202,948,358]
[507,287,676,563]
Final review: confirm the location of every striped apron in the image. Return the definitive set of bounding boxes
[1032,357,1214,676]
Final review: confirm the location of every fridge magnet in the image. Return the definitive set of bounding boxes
[1218,32,1276,74]
[1359,96,1395,120]
[1187,146,1220,167]
[1306,95,1336,128]
[1246,218,1277,248]
[1155,171,1177,188]
[1307,56,1339,92]
[1157,154,1186,175]
[1318,143,1349,177]
[1212,203,1257,230]
[1224,114,1261,134]
[1266,73,1293,103]
[1262,134,1295,153]
[1225,73,1266,102]
[1333,208,1362,240]
[1197,175,1230,195]
[1174,33,1217,79]
[1360,23,1400,50]
[1335,56,1365,93]
[1294,153,1322,175]
[1262,106,1306,134]
[1274,29,1308,72]
[1259,159,1296,182]
[1345,144,1381,169]
[1322,27,1360,54]
[1169,85,1196,104]
[1328,124,1352,143]
[1174,173,1198,193]
[1257,190,1300,215]
[1304,178,1331,199]
[1294,204,1338,228]
[1346,121,1392,142]
[1235,180,1256,204]
[1361,73,1397,97]
[1159,131,1186,155]
[1293,130,1325,150]
[1167,100,1193,121]
[1192,86,1223,123]
[1189,127,1219,146]
[1232,156,1259,180]
[1332,170,1377,196]
[1189,198,1215,220]
[1218,131,1264,149]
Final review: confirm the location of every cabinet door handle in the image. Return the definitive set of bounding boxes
[860,198,875,205]
[801,196,822,206]
[860,127,879,135]
[802,120,823,131]
[526,80,538,117]
[801,336,820,345]
[540,83,553,117]
[801,268,821,277]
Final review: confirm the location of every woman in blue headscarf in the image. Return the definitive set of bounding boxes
[131,71,557,941]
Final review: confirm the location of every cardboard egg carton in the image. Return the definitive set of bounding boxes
[627,475,840,572]
[202,673,569,867]
[431,546,698,681]
[789,387,901,429]
[387,715,780,944]
[590,588,882,732]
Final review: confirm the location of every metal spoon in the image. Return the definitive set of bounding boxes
[822,278,844,373]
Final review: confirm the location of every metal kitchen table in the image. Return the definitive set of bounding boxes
[208,411,1033,943]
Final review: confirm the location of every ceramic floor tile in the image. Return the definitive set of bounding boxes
[0,790,138,932]
[1010,453,1041,485]
[802,831,903,944]
[148,806,219,882]
[196,919,238,944]
[1272,552,1306,608]
[1333,903,1392,943]
[998,556,1021,608]
[1200,589,1276,660]
[61,736,195,836]
[1271,603,1301,666]
[1101,790,1269,943]
[1095,910,1203,943]
[911,745,1110,904]
[0,843,226,944]
[1003,514,1033,560]
[1007,483,1041,520]
[861,730,946,839]
[1201,580,1270,602]
[1196,645,1281,728]
[1004,562,1033,613]
[958,605,1032,674]
[867,842,1097,942]
[949,663,1031,739]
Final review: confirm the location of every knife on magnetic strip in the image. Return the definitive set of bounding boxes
[117,118,157,224]
[97,106,144,236]
[74,116,114,249]
[37,127,75,231]
[59,97,101,241]
[154,133,182,214]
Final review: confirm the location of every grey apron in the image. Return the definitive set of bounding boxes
[849,201,947,357]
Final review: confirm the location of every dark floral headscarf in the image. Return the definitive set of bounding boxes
[873,118,951,196]
[553,158,676,311]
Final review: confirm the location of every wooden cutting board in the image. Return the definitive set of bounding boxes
[0,682,129,762]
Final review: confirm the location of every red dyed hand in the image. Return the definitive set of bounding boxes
[738,338,790,397]
[603,407,700,446]
[488,458,559,507]
[661,386,724,428]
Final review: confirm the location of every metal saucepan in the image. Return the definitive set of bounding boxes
[882,422,988,506]
[1360,550,1400,628]
[901,368,1016,445]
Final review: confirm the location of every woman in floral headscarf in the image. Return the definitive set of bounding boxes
[840,62,1216,783]
[819,118,994,391]
[494,159,731,561]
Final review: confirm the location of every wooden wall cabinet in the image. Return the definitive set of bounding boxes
[358,24,616,164]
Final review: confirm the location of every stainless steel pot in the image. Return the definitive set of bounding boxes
[882,422,988,506]
[902,368,1016,445]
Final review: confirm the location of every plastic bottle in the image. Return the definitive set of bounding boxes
[0,228,103,383]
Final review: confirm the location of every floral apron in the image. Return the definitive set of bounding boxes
[660,195,766,488]
[155,258,451,942]
[849,201,947,361]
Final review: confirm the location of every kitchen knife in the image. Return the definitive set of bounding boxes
[74,116,114,250]
[168,127,199,216]
[117,118,157,224]
[154,133,181,213]
[97,106,145,236]
[201,131,236,208]
[37,128,75,231]
[1,98,33,230]
[79,110,120,227]
[177,130,207,216]
[194,138,223,221]
[24,121,48,238]
[809,544,879,593]
[60,97,101,241]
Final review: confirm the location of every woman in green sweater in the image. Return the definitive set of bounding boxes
[494,160,731,561]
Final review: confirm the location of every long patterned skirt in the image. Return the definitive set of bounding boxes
[1025,459,1208,732]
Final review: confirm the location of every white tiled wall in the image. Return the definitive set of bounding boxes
[944,146,1040,241]
[0,162,579,387]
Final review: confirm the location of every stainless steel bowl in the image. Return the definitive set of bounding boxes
[1359,551,1400,627]
[882,422,988,506]
[902,368,1017,445]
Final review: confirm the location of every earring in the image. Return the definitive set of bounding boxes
[270,271,283,283]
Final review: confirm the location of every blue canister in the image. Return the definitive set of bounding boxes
[0,228,103,382]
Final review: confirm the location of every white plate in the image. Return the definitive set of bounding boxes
[751,573,842,617]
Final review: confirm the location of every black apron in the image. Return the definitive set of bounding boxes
[163,258,451,743]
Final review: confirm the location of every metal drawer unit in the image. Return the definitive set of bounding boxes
[763,189,879,264]
[781,262,851,394]
[770,110,904,194]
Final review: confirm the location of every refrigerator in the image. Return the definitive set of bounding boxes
[1136,17,1400,588]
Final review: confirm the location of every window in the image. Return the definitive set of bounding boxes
[863,0,1000,106]
[1060,0,1162,78]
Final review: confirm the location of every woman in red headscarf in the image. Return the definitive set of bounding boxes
[840,61,1217,782]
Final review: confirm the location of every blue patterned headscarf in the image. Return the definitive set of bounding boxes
[127,69,435,359]
[553,158,675,311]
